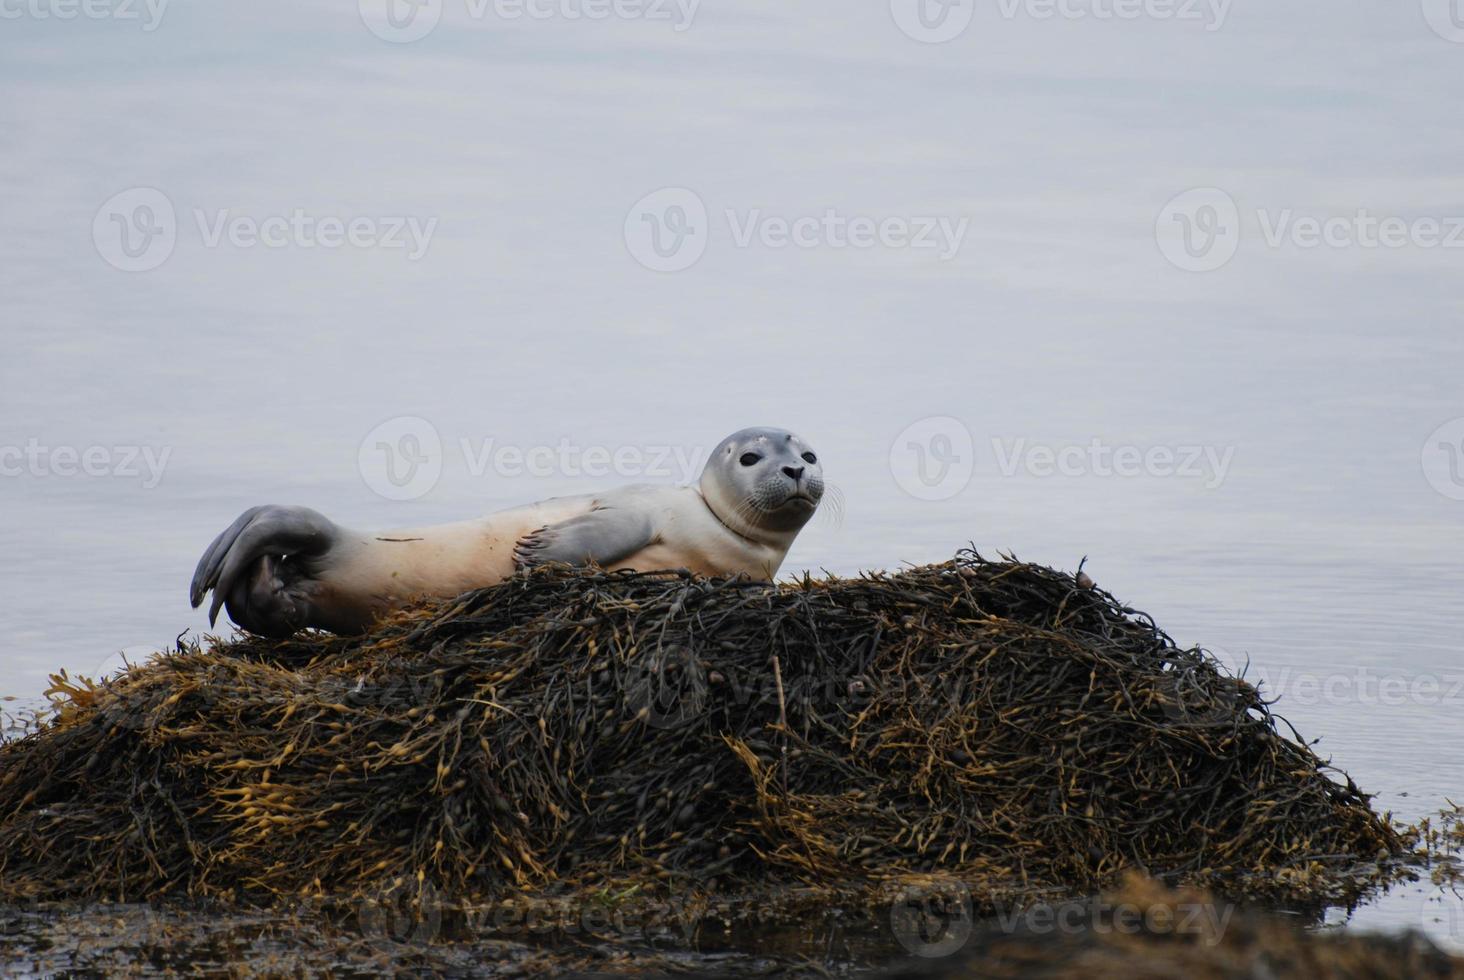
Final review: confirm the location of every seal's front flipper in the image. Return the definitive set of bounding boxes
[189,505,339,637]
[513,505,657,572]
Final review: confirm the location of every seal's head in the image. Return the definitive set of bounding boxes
[700,427,824,544]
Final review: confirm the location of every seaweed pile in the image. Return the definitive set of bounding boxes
[0,551,1404,917]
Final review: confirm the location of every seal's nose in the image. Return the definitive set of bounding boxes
[783,465,804,481]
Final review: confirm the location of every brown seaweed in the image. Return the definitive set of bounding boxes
[0,551,1409,920]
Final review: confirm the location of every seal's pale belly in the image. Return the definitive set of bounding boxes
[321,496,598,619]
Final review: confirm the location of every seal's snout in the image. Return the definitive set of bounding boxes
[777,471,823,512]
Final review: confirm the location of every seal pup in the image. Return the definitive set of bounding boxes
[190,427,823,638]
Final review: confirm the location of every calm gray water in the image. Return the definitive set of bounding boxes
[2,0,1462,956]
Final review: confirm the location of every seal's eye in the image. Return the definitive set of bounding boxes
[739,452,761,467]
[801,452,817,465]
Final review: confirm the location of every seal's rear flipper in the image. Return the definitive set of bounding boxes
[189,505,338,636]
